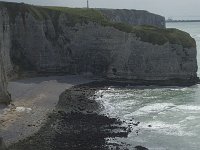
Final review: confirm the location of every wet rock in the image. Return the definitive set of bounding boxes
[135,146,149,150]
[133,122,140,126]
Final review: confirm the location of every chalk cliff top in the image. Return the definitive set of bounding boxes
[97,8,166,28]
[0,1,196,48]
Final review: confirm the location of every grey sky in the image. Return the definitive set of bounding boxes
[4,0,200,19]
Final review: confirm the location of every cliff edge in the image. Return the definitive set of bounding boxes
[98,8,166,28]
[0,2,198,103]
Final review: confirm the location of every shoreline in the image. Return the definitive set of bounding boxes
[0,75,94,147]
[1,76,198,149]
[106,77,200,87]
[7,81,131,150]
[6,80,149,150]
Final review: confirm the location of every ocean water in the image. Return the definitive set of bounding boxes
[95,22,200,150]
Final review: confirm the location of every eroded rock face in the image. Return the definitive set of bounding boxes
[0,2,198,92]
[10,13,197,82]
[0,62,10,104]
[0,8,11,104]
[0,137,7,150]
[98,9,166,28]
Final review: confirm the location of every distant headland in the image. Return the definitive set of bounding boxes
[166,19,200,23]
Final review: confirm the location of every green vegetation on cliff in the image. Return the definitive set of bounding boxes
[46,6,108,23]
[0,2,49,22]
[0,1,196,48]
[126,25,196,48]
[44,6,196,48]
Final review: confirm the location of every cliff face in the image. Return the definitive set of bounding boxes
[98,9,166,28]
[0,1,198,104]
[0,8,11,103]
[9,10,197,81]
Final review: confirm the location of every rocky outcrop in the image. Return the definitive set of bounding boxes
[8,83,130,150]
[0,8,11,104]
[98,9,166,28]
[10,13,197,82]
[0,137,7,150]
[0,1,198,104]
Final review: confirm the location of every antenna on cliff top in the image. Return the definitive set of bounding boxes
[87,0,89,8]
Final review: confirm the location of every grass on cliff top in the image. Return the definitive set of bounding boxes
[113,24,196,48]
[45,6,108,23]
[45,6,196,48]
[0,1,196,48]
[0,1,50,22]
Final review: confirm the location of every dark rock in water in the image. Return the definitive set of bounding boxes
[135,146,149,150]
[133,122,140,126]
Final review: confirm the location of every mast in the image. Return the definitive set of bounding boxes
[87,0,89,8]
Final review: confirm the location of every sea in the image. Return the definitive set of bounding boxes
[95,22,200,150]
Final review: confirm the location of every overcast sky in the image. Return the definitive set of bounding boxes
[3,0,200,20]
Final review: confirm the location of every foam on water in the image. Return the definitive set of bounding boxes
[195,34,200,38]
[136,121,195,136]
[179,116,200,123]
[132,103,175,116]
[171,105,200,112]
[143,96,158,99]
[169,87,189,91]
[96,82,200,149]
